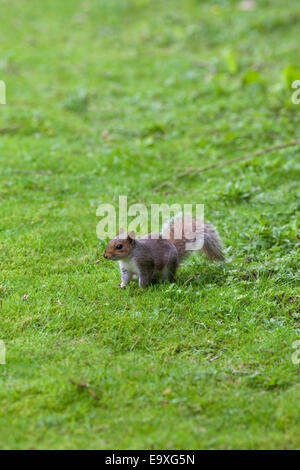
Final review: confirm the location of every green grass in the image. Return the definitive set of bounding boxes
[0,0,300,450]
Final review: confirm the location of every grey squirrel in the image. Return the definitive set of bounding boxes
[103,216,224,288]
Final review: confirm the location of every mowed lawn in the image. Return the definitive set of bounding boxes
[0,0,300,450]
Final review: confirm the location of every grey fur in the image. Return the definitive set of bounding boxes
[104,217,224,288]
[162,217,225,262]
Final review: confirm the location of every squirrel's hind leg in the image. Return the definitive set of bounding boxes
[138,267,154,288]
[166,256,178,283]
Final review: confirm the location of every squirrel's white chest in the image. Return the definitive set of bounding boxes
[118,258,139,276]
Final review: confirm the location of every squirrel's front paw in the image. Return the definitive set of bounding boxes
[118,283,126,290]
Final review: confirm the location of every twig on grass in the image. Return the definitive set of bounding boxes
[152,181,185,193]
[207,353,222,363]
[153,140,300,192]
[130,336,141,351]
[177,140,300,178]
[183,274,200,286]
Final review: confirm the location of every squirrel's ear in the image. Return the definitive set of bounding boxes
[118,227,126,239]
[127,231,136,245]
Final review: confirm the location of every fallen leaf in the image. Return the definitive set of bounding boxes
[207,354,222,362]
[239,1,255,10]
[89,389,100,400]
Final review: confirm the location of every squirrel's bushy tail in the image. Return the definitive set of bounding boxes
[162,216,225,262]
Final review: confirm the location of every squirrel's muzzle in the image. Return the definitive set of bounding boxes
[103,252,115,260]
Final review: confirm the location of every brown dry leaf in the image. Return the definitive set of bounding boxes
[93,425,110,432]
[238,363,247,369]
[162,388,171,396]
[239,1,255,10]
[208,354,222,362]
[89,389,100,400]
[68,378,88,388]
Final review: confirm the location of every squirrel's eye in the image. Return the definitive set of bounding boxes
[116,244,123,250]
